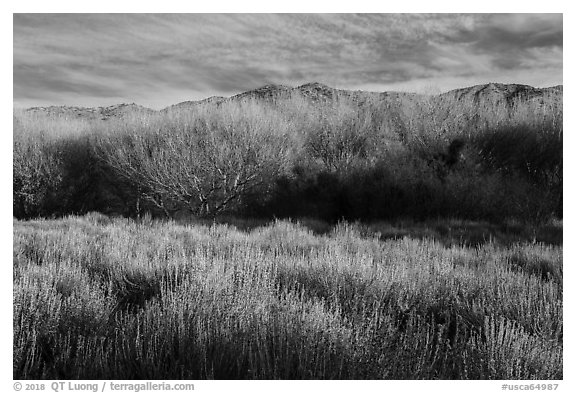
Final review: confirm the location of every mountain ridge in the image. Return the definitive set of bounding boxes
[23,82,563,118]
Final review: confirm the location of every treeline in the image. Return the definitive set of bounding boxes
[13,89,562,223]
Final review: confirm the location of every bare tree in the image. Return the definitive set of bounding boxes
[305,101,376,173]
[96,101,292,217]
[13,123,66,218]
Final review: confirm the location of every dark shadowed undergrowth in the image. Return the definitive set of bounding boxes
[14,214,562,379]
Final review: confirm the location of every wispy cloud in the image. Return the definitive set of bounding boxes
[13,13,563,109]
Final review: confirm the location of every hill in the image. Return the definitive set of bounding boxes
[440,83,563,107]
[23,82,563,118]
[25,103,154,120]
[161,96,227,112]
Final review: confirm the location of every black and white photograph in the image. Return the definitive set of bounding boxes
[10,8,566,386]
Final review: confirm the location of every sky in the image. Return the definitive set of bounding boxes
[13,13,563,109]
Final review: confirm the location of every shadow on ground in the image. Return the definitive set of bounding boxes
[167,214,562,248]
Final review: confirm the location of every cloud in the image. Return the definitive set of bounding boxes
[13,13,563,109]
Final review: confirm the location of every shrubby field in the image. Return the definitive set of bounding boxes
[14,215,562,379]
[13,84,563,379]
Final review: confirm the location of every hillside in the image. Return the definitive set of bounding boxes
[440,83,563,107]
[23,82,563,118]
[25,102,155,120]
[161,96,227,112]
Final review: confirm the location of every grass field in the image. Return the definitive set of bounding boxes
[13,214,562,379]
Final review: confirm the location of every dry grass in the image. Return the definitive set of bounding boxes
[13,214,562,379]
